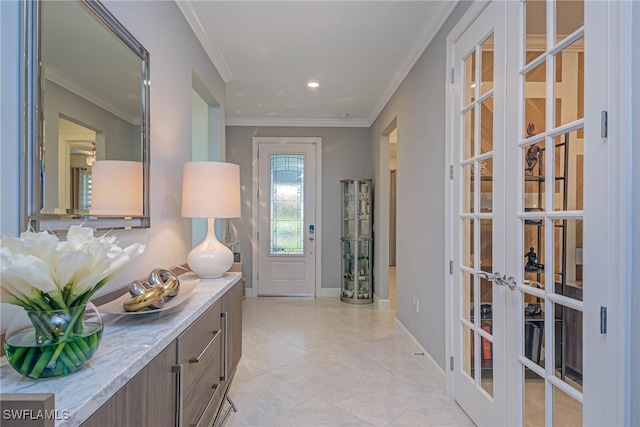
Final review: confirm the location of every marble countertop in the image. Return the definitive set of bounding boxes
[0,272,241,427]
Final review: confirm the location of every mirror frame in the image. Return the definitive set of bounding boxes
[21,0,150,233]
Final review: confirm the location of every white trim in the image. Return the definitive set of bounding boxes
[175,1,234,83]
[368,1,459,125]
[395,318,446,391]
[227,117,369,128]
[251,137,323,297]
[373,294,391,310]
[602,1,634,424]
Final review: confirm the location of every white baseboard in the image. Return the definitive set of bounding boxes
[245,287,340,298]
[374,294,391,309]
[316,288,341,297]
[395,318,447,391]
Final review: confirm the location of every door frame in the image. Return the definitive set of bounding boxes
[251,136,323,297]
[445,0,629,424]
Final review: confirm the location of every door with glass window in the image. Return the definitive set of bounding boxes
[452,2,506,424]
[452,0,608,425]
[255,139,318,296]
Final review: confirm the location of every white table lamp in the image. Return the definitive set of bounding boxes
[182,162,241,278]
[91,160,143,216]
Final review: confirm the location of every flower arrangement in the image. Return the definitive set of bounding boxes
[1,225,145,378]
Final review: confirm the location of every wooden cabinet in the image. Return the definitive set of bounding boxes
[83,341,177,427]
[82,282,242,427]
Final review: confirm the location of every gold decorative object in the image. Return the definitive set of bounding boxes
[123,269,181,312]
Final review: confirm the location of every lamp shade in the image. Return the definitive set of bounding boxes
[181,162,241,218]
[91,160,143,216]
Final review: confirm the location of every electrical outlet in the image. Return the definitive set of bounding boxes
[415,298,420,314]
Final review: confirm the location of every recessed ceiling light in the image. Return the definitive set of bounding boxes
[307,81,319,88]
[339,114,349,118]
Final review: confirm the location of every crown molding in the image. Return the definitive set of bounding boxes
[368,0,459,125]
[44,65,140,125]
[176,1,234,83]
[226,116,370,128]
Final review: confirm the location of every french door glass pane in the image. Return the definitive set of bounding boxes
[553,130,583,211]
[480,158,493,212]
[463,218,475,268]
[524,140,546,209]
[464,51,476,106]
[524,0,546,66]
[480,98,494,154]
[269,154,304,255]
[464,273,474,322]
[554,38,584,127]
[555,0,584,44]
[463,163,474,213]
[553,386,583,426]
[463,325,475,379]
[464,109,475,159]
[524,221,545,288]
[479,277,493,331]
[480,334,494,396]
[554,303,583,391]
[554,219,583,300]
[523,366,546,427]
[480,219,492,272]
[524,61,546,138]
[524,296,545,368]
[480,34,494,96]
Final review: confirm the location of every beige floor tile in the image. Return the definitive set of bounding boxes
[228,296,473,427]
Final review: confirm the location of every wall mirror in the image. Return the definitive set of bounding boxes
[22,0,150,232]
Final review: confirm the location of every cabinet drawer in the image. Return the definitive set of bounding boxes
[177,301,221,395]
[183,350,222,427]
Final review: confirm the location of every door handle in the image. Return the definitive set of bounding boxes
[309,237,315,241]
[476,271,517,290]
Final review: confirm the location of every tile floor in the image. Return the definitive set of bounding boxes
[222,290,474,427]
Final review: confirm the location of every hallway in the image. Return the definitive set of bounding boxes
[223,296,473,426]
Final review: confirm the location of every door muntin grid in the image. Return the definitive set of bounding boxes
[519,0,584,424]
[459,30,496,397]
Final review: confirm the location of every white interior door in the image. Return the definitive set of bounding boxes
[451,2,506,425]
[253,138,319,296]
[451,0,612,425]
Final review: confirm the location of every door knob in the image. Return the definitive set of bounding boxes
[477,271,502,283]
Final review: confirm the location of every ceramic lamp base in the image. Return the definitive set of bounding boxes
[188,218,233,279]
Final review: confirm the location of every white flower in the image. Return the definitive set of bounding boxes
[0,226,145,310]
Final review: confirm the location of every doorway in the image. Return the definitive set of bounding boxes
[252,137,322,296]
[389,128,398,309]
[448,0,610,425]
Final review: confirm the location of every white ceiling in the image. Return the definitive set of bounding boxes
[177,1,458,127]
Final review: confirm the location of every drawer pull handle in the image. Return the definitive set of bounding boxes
[189,329,221,363]
[172,364,184,427]
[190,384,220,427]
[221,312,228,381]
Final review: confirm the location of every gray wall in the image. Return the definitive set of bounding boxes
[43,81,138,213]
[225,126,372,291]
[1,1,226,328]
[370,1,471,371]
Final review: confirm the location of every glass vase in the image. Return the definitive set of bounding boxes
[4,302,103,379]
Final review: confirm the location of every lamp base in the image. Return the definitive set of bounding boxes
[187,218,233,279]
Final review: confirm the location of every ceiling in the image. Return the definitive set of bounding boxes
[177,1,458,127]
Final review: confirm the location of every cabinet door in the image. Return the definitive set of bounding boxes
[221,281,243,383]
[82,341,177,427]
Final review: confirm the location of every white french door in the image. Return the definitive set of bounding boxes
[451,0,611,425]
[252,137,321,296]
[451,2,507,425]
